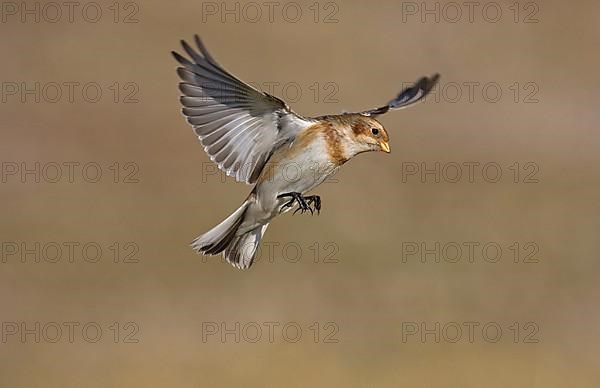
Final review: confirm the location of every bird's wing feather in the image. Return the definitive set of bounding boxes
[172,35,312,184]
[360,74,440,116]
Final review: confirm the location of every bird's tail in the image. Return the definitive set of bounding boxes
[191,200,268,269]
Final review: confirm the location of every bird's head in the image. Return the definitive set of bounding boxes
[343,114,390,155]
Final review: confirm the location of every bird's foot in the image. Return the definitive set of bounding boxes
[277,192,320,215]
[304,195,321,215]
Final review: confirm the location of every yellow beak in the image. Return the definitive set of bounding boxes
[380,141,391,153]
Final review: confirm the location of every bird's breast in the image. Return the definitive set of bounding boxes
[255,122,342,195]
[291,121,348,166]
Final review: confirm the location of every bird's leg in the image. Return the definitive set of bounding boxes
[304,195,321,215]
[278,193,296,212]
[277,192,312,215]
[293,195,312,215]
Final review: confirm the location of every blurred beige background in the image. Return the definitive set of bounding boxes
[1,0,599,386]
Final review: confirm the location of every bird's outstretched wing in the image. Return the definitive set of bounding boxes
[172,35,312,184]
[360,74,440,117]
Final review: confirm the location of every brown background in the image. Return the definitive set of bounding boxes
[1,0,599,386]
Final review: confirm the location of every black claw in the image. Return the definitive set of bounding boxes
[305,195,321,215]
[278,192,298,214]
[280,198,295,213]
[293,195,311,215]
[278,192,321,216]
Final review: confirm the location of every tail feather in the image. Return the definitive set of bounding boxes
[191,201,249,255]
[225,224,268,269]
[191,200,268,269]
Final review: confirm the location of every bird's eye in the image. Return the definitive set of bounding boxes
[371,128,379,136]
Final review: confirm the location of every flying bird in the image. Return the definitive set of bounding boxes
[172,35,439,269]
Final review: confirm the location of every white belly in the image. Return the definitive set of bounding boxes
[267,141,336,194]
[249,138,340,222]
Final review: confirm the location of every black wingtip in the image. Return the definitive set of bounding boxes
[360,72,441,116]
[416,73,440,91]
[171,50,187,65]
[171,50,182,62]
[194,34,216,64]
[181,39,196,57]
[194,35,204,53]
[426,73,441,91]
[172,50,196,68]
